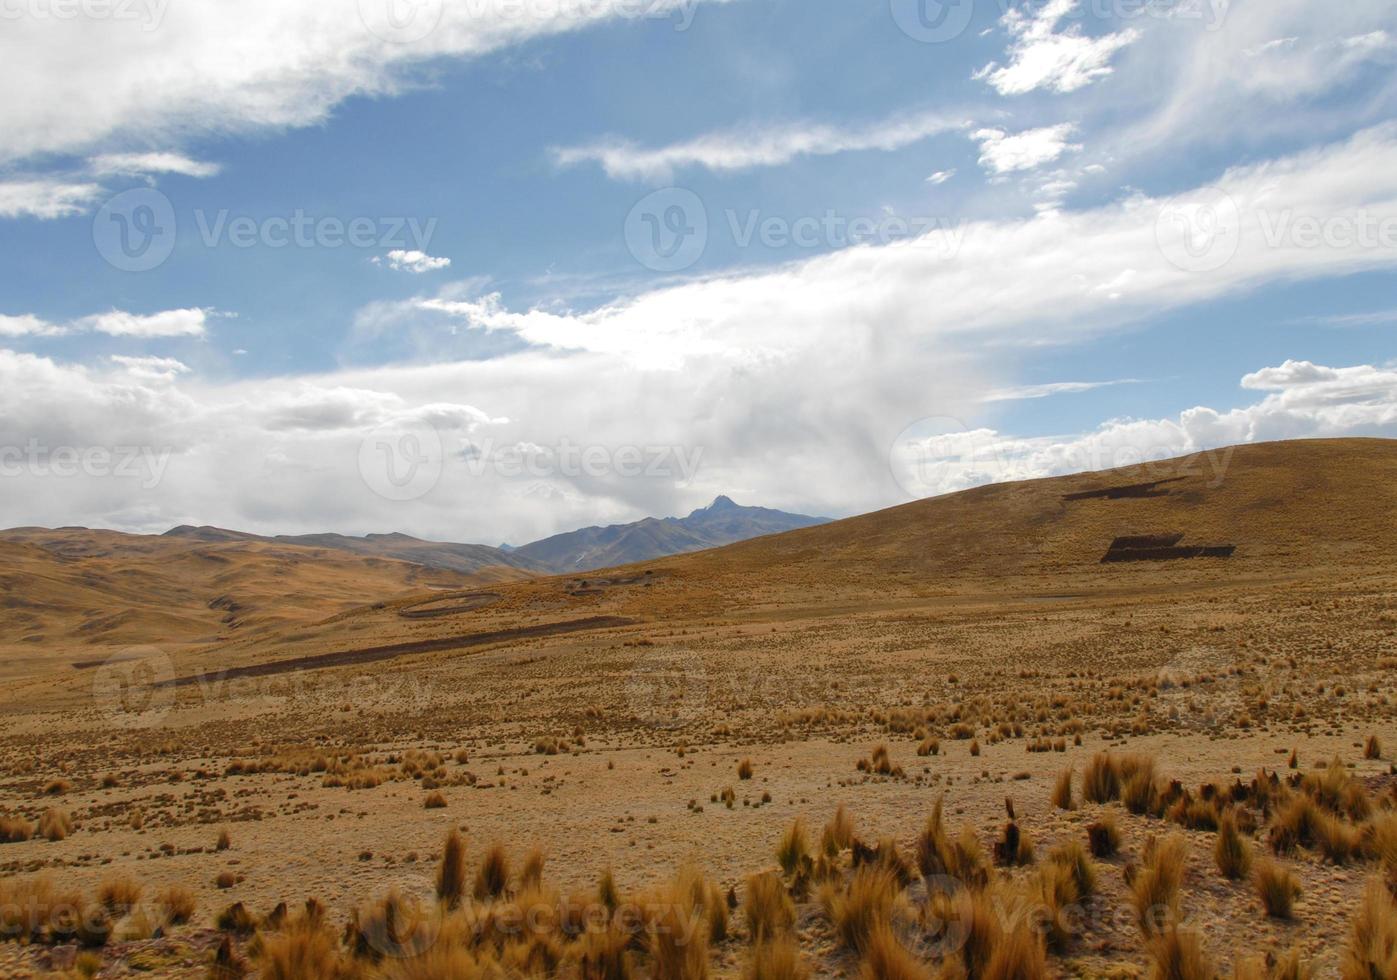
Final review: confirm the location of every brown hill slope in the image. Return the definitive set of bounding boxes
[148,439,1396,684]
[0,528,518,681]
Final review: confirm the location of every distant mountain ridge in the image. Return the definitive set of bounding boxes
[510,496,831,572]
[161,496,830,575]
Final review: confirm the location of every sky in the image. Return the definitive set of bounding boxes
[1,0,1395,545]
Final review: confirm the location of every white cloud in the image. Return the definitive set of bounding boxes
[974,0,1141,95]
[78,308,211,338]
[974,124,1079,174]
[982,379,1140,402]
[0,179,103,219]
[0,314,66,338]
[552,111,967,181]
[0,0,734,164]
[110,355,191,381]
[926,169,957,185]
[373,249,452,274]
[88,152,221,178]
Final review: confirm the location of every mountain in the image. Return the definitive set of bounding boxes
[509,496,831,572]
[163,526,544,576]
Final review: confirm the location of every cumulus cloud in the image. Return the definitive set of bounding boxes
[552,111,967,181]
[77,309,211,338]
[973,124,1079,174]
[373,250,452,274]
[0,179,103,219]
[2,308,214,339]
[88,152,222,178]
[110,355,191,381]
[0,0,735,165]
[974,0,1141,95]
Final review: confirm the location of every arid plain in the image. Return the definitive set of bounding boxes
[1,439,1395,978]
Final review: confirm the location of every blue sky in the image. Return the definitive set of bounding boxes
[1,0,1395,543]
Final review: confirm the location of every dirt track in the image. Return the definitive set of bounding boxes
[156,615,637,687]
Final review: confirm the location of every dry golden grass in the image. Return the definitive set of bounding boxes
[1146,927,1216,980]
[1131,835,1188,937]
[1051,767,1074,810]
[97,876,142,916]
[1235,948,1313,980]
[1087,813,1122,858]
[744,872,795,944]
[776,818,810,876]
[0,815,33,843]
[1254,859,1301,919]
[1215,812,1253,880]
[744,936,810,980]
[437,830,467,908]
[473,842,510,901]
[859,921,930,980]
[1340,879,1397,980]
[37,808,71,842]
[157,884,198,925]
[820,865,902,953]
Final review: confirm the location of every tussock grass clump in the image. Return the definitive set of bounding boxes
[1340,879,1397,980]
[1215,812,1253,880]
[1051,768,1074,810]
[520,848,546,892]
[1083,751,1121,803]
[738,758,754,780]
[38,808,72,842]
[216,828,232,851]
[474,843,510,901]
[823,805,855,856]
[157,885,197,925]
[575,919,634,980]
[646,870,714,980]
[1048,840,1097,899]
[1087,813,1122,858]
[821,865,902,953]
[744,936,810,980]
[1235,948,1313,980]
[1147,927,1216,980]
[981,894,1049,980]
[1254,859,1300,919]
[744,872,794,944]
[257,919,347,980]
[0,876,87,945]
[0,815,34,844]
[859,922,930,980]
[347,889,436,962]
[436,830,467,908]
[1364,735,1383,760]
[1131,835,1187,937]
[216,901,256,935]
[776,819,810,876]
[1123,760,1161,816]
[97,876,142,916]
[423,791,447,809]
